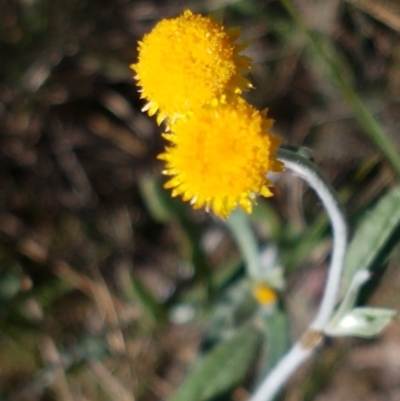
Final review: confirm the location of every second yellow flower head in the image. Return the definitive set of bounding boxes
[159,98,284,218]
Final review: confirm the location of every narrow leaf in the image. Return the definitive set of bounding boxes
[169,325,261,401]
[256,310,290,381]
[125,272,167,322]
[326,307,396,338]
[343,186,400,291]
[139,176,212,296]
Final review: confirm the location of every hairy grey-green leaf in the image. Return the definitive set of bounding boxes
[343,186,400,292]
[169,325,261,401]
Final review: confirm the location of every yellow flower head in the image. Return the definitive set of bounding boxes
[158,98,284,219]
[252,283,278,306]
[132,10,252,124]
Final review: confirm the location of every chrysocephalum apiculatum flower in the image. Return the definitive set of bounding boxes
[132,10,252,124]
[158,97,284,219]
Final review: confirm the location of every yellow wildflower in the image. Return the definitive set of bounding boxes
[132,10,252,124]
[252,283,278,306]
[158,98,284,219]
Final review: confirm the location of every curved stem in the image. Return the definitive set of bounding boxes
[249,148,348,401]
[278,148,348,330]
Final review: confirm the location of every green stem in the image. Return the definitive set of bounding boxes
[226,209,260,279]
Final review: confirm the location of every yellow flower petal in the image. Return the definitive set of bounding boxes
[132,10,252,123]
[159,98,284,218]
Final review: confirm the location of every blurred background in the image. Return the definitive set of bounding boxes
[1,0,400,400]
